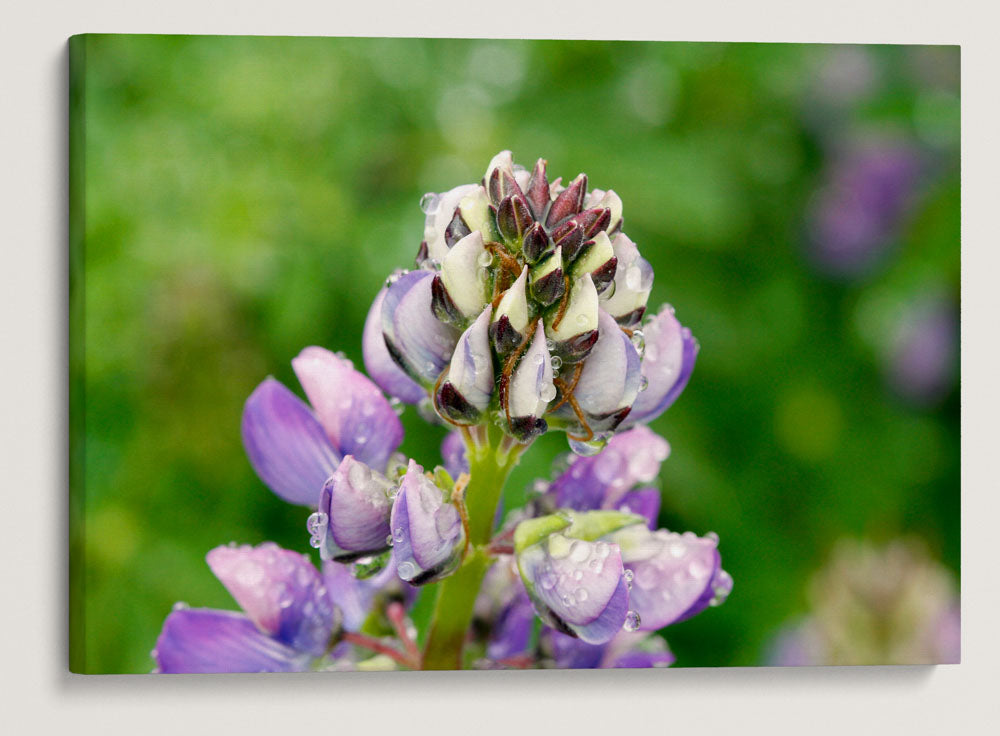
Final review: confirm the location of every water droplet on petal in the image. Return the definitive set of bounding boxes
[420,192,440,214]
[397,561,417,581]
[623,610,641,631]
[550,355,563,370]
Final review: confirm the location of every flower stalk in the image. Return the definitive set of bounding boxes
[421,423,525,669]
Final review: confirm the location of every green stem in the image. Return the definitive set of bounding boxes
[421,425,522,670]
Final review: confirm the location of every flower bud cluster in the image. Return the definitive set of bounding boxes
[365,151,697,452]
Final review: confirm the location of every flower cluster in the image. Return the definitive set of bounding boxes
[153,152,730,672]
[367,151,696,453]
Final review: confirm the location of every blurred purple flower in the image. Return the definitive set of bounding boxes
[885,295,958,406]
[805,141,922,277]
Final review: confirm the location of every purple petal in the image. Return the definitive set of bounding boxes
[520,534,628,644]
[154,609,311,674]
[627,306,698,426]
[292,346,403,471]
[487,591,536,661]
[382,270,460,385]
[441,432,469,478]
[318,456,393,561]
[363,287,426,404]
[390,459,465,584]
[574,308,642,417]
[549,426,670,511]
[611,526,727,630]
[241,378,340,506]
[571,576,631,644]
[322,558,407,632]
[544,629,606,669]
[615,487,661,529]
[206,543,334,656]
[606,633,675,668]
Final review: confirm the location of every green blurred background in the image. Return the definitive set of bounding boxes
[69,36,959,673]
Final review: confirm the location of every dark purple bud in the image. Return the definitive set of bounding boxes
[497,195,534,243]
[525,158,550,219]
[530,248,566,307]
[488,167,527,207]
[431,273,466,327]
[443,208,472,248]
[435,381,481,424]
[575,208,612,239]
[546,173,588,227]
[490,314,523,356]
[414,241,429,268]
[509,415,548,443]
[550,221,585,262]
[522,222,551,263]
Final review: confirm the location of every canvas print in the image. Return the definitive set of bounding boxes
[68,36,960,673]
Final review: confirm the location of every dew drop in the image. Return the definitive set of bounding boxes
[386,534,394,547]
[623,568,634,585]
[705,531,719,545]
[540,383,557,402]
[575,588,588,603]
[575,313,589,326]
[550,355,563,370]
[172,601,189,612]
[420,192,440,214]
[394,527,405,543]
[638,375,649,392]
[397,561,417,581]
[623,610,641,632]
[306,511,328,536]
[478,250,494,268]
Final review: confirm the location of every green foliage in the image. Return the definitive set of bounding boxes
[72,35,959,672]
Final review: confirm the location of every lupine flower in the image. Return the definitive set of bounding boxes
[241,346,403,506]
[313,455,395,562]
[514,514,632,644]
[153,543,337,673]
[377,150,697,452]
[156,151,724,672]
[768,539,959,666]
[390,459,467,585]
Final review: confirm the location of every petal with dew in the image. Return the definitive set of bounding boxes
[241,378,340,506]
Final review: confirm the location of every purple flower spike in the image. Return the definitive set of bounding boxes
[206,542,334,656]
[154,609,313,674]
[241,378,341,506]
[573,308,642,419]
[606,525,730,630]
[626,304,699,426]
[390,459,466,585]
[292,346,403,472]
[382,270,460,385]
[440,431,469,478]
[363,287,425,404]
[315,456,394,562]
[549,426,670,511]
[518,533,629,645]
